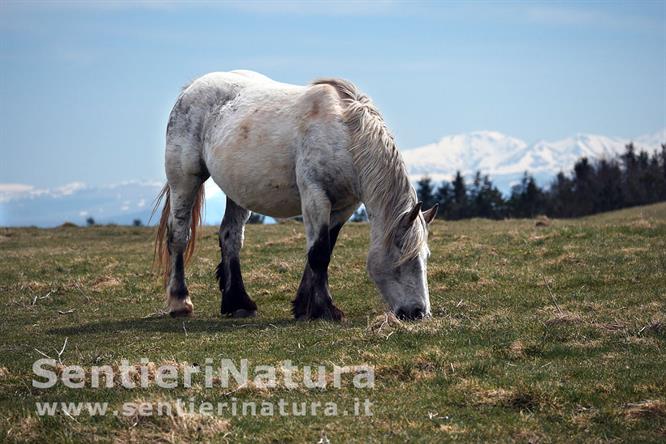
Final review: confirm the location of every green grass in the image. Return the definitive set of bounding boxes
[1,203,665,442]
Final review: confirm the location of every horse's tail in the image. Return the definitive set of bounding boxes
[152,183,205,286]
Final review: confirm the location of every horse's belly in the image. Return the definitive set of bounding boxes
[209,145,302,218]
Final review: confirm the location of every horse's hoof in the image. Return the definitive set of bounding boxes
[231,309,256,318]
[295,305,344,322]
[168,297,193,317]
[169,309,192,318]
[328,306,345,322]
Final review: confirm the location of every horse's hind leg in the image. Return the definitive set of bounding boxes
[217,197,257,318]
[165,174,206,317]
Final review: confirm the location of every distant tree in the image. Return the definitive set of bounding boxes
[350,206,368,222]
[621,143,642,206]
[509,173,545,218]
[421,137,665,221]
[450,171,468,220]
[572,157,595,215]
[435,181,454,219]
[643,151,663,203]
[86,217,95,227]
[475,174,506,219]
[468,171,483,217]
[416,176,437,209]
[132,218,143,227]
[659,143,666,200]
[546,172,575,218]
[247,212,265,224]
[594,159,624,213]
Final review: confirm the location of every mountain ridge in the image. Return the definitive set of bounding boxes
[402,128,665,190]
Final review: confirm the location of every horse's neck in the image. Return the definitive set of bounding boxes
[367,213,391,252]
[350,127,416,248]
[363,179,415,246]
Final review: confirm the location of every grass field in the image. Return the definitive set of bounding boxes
[1,203,665,443]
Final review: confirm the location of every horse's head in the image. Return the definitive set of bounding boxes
[367,202,438,320]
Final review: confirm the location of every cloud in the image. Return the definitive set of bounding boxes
[0,183,35,203]
[0,182,88,203]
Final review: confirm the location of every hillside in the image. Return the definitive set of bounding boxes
[0,204,664,442]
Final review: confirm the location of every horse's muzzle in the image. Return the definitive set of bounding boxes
[395,305,428,321]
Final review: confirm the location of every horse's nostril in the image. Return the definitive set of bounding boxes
[396,306,425,320]
[412,306,425,319]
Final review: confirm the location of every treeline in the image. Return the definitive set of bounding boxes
[416,143,666,220]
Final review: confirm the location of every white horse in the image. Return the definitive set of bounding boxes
[154,70,438,321]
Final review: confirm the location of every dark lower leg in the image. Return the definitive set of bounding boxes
[169,252,188,298]
[292,224,344,321]
[329,223,342,251]
[217,199,257,318]
[217,254,257,317]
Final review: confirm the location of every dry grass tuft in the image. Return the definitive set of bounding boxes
[274,260,292,273]
[570,406,599,429]
[623,399,666,420]
[367,312,402,334]
[453,379,538,410]
[92,276,122,291]
[208,377,273,395]
[0,367,9,379]
[535,215,550,227]
[4,415,41,443]
[262,231,305,247]
[513,429,544,444]
[595,322,625,332]
[116,397,230,443]
[545,311,583,326]
[509,340,526,359]
[439,423,467,434]
[629,219,655,229]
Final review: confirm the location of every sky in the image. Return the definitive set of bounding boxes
[0,0,665,190]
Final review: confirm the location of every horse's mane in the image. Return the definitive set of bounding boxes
[312,78,427,264]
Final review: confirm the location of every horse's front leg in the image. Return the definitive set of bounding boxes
[292,187,344,321]
[217,197,257,318]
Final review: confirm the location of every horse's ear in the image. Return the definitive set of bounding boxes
[423,204,438,225]
[405,202,422,225]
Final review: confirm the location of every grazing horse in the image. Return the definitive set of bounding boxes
[154,70,438,321]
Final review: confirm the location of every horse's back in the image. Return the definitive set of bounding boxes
[169,71,356,218]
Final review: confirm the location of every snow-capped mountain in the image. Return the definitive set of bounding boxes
[402,129,665,191]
